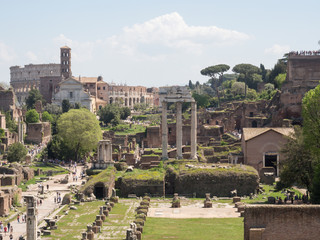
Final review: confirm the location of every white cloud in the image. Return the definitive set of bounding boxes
[26,51,38,62]
[265,44,290,55]
[107,12,250,57]
[53,34,98,62]
[0,42,16,62]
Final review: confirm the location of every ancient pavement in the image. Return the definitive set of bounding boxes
[2,166,83,240]
[148,201,240,218]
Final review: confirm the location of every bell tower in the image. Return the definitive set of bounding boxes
[60,46,71,79]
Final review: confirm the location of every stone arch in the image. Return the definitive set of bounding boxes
[133,98,136,105]
[129,98,132,106]
[125,98,128,106]
[110,97,113,104]
[94,182,106,199]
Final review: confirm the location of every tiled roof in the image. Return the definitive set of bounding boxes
[242,128,294,141]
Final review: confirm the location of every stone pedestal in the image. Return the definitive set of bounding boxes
[86,225,94,240]
[81,232,87,240]
[172,193,181,208]
[233,196,241,203]
[95,215,103,227]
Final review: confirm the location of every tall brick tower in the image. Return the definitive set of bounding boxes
[60,46,71,79]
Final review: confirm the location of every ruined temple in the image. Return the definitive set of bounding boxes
[280,53,320,120]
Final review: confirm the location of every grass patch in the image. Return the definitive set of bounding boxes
[18,174,47,191]
[30,162,69,175]
[44,201,104,240]
[103,123,146,135]
[143,218,243,240]
[122,169,165,182]
[101,200,138,239]
[241,184,302,204]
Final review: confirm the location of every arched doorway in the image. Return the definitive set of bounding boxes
[94,182,106,199]
[252,120,257,128]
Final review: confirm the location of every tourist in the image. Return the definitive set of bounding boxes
[9,233,13,240]
[0,222,3,232]
[7,223,10,233]
[40,199,42,206]
[54,196,56,203]
[10,226,13,233]
[17,214,20,223]
[47,184,49,190]
[4,226,7,235]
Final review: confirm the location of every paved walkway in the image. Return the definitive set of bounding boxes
[148,202,240,218]
[1,165,84,240]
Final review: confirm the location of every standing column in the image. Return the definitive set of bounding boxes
[25,195,38,240]
[191,102,197,160]
[176,102,183,159]
[161,101,168,160]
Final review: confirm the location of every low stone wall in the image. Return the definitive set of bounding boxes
[244,205,320,240]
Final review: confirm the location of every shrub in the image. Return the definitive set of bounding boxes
[7,142,27,163]
[26,109,39,124]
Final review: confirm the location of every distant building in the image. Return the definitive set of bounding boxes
[280,52,320,119]
[10,46,158,109]
[10,46,71,104]
[80,76,158,109]
[52,77,96,112]
[241,127,294,176]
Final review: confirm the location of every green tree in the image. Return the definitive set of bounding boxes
[44,103,62,115]
[279,126,313,193]
[120,107,131,120]
[200,64,230,107]
[57,109,102,161]
[192,93,210,109]
[269,60,287,86]
[302,84,320,158]
[26,109,39,124]
[46,135,74,161]
[231,81,245,97]
[232,64,260,99]
[188,80,194,90]
[0,128,4,144]
[99,104,121,126]
[62,99,71,113]
[5,111,17,133]
[42,111,53,123]
[7,142,28,163]
[25,89,44,110]
[274,73,286,89]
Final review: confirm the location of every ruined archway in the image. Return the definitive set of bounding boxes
[252,120,257,128]
[94,182,106,199]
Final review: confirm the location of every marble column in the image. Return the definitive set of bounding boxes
[191,102,197,159]
[176,102,183,159]
[161,101,168,160]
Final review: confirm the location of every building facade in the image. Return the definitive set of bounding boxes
[52,77,96,112]
[10,46,72,104]
[242,128,294,176]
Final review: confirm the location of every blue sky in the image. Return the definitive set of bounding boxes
[0,0,319,87]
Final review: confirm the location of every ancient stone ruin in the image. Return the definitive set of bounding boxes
[92,139,114,169]
[159,86,197,160]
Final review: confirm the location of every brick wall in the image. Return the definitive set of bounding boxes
[244,205,320,240]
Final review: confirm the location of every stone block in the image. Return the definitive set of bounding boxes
[233,196,241,203]
[249,228,265,240]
